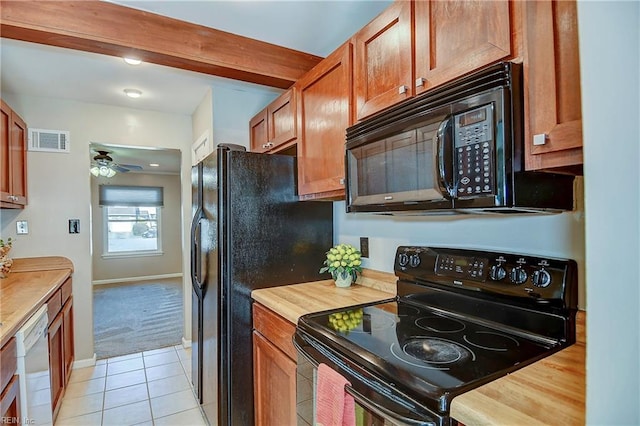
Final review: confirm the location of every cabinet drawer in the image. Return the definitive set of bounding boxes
[253,303,297,361]
[47,289,62,326]
[61,278,72,304]
[0,338,17,393]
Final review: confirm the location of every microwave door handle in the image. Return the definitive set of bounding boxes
[436,117,454,198]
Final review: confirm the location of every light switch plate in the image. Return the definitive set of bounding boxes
[69,219,80,234]
[16,220,28,234]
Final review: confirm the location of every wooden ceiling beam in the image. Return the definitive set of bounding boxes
[0,1,323,89]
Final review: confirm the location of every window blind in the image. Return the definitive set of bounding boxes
[99,185,164,207]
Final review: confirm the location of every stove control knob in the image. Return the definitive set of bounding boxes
[532,269,552,288]
[398,253,409,267]
[409,254,421,268]
[509,267,528,285]
[489,264,507,281]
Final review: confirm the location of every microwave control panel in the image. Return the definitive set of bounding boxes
[453,104,494,198]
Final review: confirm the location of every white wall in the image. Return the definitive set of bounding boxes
[335,200,586,307]
[578,2,640,423]
[0,94,193,363]
[211,83,280,148]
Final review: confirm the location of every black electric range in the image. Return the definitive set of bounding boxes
[294,246,578,425]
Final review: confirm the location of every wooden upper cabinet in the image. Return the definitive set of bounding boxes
[250,89,297,153]
[268,89,296,148]
[250,108,269,153]
[297,42,353,199]
[523,0,583,171]
[354,1,413,121]
[414,0,512,95]
[0,100,28,209]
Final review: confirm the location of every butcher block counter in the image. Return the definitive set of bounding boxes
[251,269,396,324]
[0,256,73,347]
[451,310,586,425]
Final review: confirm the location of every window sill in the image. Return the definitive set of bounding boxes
[101,251,164,259]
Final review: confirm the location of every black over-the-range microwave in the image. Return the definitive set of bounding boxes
[345,62,575,214]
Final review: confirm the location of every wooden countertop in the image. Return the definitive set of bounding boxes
[251,269,397,324]
[451,310,586,425]
[0,256,73,347]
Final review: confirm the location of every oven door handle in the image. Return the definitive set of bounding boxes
[344,384,436,426]
[294,331,438,426]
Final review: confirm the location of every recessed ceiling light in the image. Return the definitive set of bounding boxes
[123,57,142,65]
[124,88,142,98]
[149,163,160,167]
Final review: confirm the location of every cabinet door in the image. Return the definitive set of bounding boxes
[1,101,13,205]
[354,1,412,120]
[414,0,512,95]
[297,42,353,199]
[267,89,297,149]
[0,375,21,422]
[523,0,582,171]
[250,108,269,153]
[62,297,74,386]
[9,110,27,205]
[48,312,65,421]
[253,331,297,426]
[0,100,27,208]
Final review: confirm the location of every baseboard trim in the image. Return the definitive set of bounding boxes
[92,273,183,286]
[73,354,97,369]
[181,337,192,348]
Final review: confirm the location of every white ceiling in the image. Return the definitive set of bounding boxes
[0,1,392,116]
[0,0,391,173]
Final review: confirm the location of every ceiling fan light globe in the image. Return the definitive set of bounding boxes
[106,168,117,178]
[90,166,100,177]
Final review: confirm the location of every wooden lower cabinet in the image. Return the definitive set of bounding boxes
[1,338,20,423]
[252,303,300,426]
[62,297,74,385]
[48,278,74,422]
[48,311,65,420]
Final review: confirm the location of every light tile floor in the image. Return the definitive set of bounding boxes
[54,345,208,426]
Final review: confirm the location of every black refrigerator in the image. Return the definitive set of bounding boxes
[190,144,333,425]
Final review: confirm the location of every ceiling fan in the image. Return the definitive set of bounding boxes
[90,150,143,177]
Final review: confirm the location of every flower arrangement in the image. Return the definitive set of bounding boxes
[0,237,12,257]
[319,243,363,281]
[0,237,13,279]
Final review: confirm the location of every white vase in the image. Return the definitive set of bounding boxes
[333,273,353,288]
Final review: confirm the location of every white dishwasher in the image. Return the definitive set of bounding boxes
[15,304,53,426]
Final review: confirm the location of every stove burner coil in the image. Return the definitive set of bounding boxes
[390,337,476,369]
[463,331,521,352]
[415,316,466,333]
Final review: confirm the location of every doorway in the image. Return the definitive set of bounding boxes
[89,142,183,359]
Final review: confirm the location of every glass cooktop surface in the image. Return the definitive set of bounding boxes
[300,299,558,399]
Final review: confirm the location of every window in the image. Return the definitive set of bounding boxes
[99,185,163,256]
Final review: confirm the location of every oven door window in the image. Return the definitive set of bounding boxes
[347,120,447,206]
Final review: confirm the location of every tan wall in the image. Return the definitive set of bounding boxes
[91,172,183,281]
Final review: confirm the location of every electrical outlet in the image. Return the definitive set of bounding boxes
[360,237,369,258]
[16,220,28,234]
[69,219,80,234]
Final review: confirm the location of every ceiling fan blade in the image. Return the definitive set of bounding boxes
[119,164,144,171]
[111,164,132,173]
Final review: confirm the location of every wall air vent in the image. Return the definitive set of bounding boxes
[28,128,71,153]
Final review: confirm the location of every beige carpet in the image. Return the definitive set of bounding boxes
[93,278,183,359]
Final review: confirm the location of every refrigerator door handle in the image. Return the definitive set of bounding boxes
[190,207,205,294]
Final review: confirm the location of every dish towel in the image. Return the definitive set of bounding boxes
[316,363,356,426]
